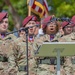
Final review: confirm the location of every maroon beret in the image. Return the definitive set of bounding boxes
[36,21,40,25]
[0,12,7,22]
[22,15,37,27]
[71,15,75,26]
[42,16,52,29]
[62,21,69,29]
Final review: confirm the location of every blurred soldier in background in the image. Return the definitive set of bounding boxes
[62,21,73,35]
[0,12,17,75]
[33,16,65,75]
[58,20,73,42]
[18,28,25,37]
[58,18,74,75]
[58,16,75,75]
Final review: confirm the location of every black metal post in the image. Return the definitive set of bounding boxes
[25,28,29,75]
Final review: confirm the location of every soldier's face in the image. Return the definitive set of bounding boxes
[19,30,25,37]
[64,25,73,35]
[46,22,57,34]
[0,18,8,33]
[25,21,36,35]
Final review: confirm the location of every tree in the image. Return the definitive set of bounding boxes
[0,0,75,30]
[47,0,75,18]
[0,0,28,31]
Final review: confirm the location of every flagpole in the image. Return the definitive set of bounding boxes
[28,6,31,16]
[27,0,31,16]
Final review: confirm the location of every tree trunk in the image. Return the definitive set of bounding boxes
[4,0,22,30]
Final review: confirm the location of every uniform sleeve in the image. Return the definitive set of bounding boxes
[16,43,27,66]
[14,42,27,75]
[7,42,18,75]
[8,54,18,75]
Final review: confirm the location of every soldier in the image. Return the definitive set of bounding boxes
[58,18,75,75]
[0,12,17,75]
[22,15,38,43]
[33,16,65,75]
[18,27,25,37]
[58,19,74,42]
[62,21,73,35]
[34,16,61,43]
[13,39,37,75]
[13,15,39,75]
[61,16,75,75]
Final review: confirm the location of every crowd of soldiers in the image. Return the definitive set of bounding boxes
[0,11,75,75]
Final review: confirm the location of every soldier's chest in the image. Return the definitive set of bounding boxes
[0,40,13,56]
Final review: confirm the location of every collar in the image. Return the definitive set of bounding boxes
[50,34,55,41]
[0,32,7,38]
[28,35,34,42]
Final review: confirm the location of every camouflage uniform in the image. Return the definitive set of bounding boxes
[14,37,37,75]
[34,34,56,75]
[0,34,17,75]
[58,32,75,42]
[21,14,39,74]
[34,33,66,75]
[52,31,63,42]
[58,32,75,75]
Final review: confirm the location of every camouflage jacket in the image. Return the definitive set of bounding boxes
[52,32,63,42]
[33,34,51,65]
[34,32,62,49]
[34,34,50,49]
[19,35,37,45]
[58,32,75,42]
[33,33,64,60]
[14,37,37,75]
[33,33,61,52]
[0,34,17,75]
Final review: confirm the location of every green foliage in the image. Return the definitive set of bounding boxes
[56,2,75,17]
[0,0,28,31]
[0,0,75,30]
[48,0,75,17]
[9,0,28,18]
[8,13,14,31]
